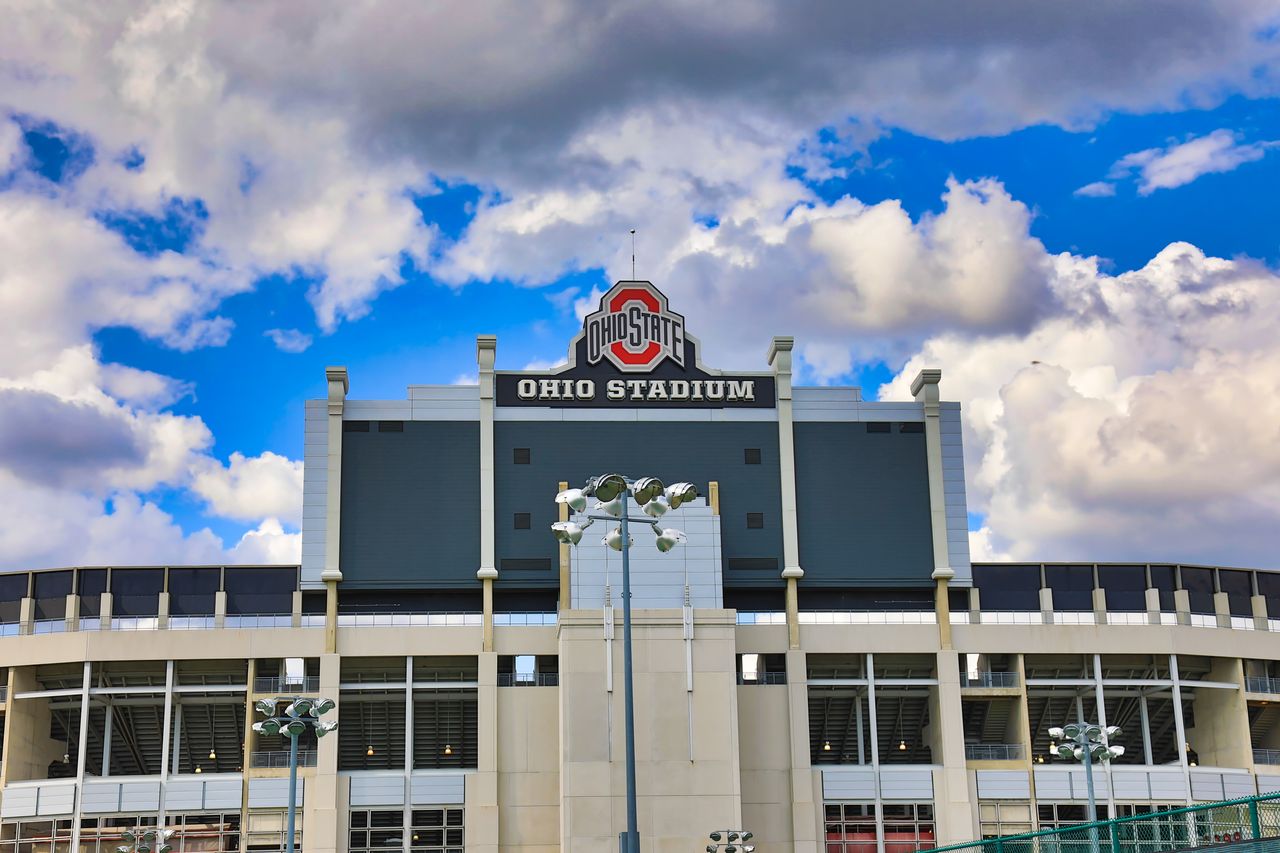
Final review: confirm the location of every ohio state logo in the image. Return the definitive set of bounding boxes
[584,281,686,373]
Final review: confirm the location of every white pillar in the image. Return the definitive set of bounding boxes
[322,367,348,584]
[476,337,498,651]
[69,660,91,853]
[911,370,953,583]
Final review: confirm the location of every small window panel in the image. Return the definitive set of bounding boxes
[744,448,762,464]
[513,513,531,530]
[746,512,764,529]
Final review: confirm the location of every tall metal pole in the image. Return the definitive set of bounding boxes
[620,508,639,853]
[286,725,299,853]
[1079,727,1100,853]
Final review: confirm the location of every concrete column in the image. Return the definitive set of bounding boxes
[466,651,499,853]
[291,590,303,629]
[18,596,33,635]
[1013,654,1035,766]
[931,649,973,846]
[767,337,804,650]
[325,580,339,654]
[1253,594,1269,632]
[64,593,78,632]
[69,660,91,853]
[322,366,348,585]
[1174,589,1191,626]
[214,590,227,629]
[304,653,342,853]
[100,591,113,631]
[1214,591,1232,628]
[785,649,818,853]
[157,591,170,630]
[1187,657,1252,769]
[1092,587,1107,625]
[1145,587,1161,626]
[240,659,256,852]
[477,337,498,649]
[935,577,952,649]
[969,587,982,625]
[911,369,954,586]
[1039,587,1054,625]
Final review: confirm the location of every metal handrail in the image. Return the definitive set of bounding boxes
[1246,676,1280,694]
[964,743,1021,760]
[1254,748,1280,764]
[497,672,559,687]
[254,676,320,693]
[960,671,1018,688]
[249,750,317,768]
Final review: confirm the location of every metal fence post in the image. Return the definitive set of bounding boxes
[1110,818,1122,853]
[1250,800,1261,840]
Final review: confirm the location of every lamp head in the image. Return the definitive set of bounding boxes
[653,526,686,552]
[665,481,698,508]
[1062,723,1082,740]
[1056,744,1075,759]
[552,520,592,545]
[315,719,339,738]
[710,832,722,842]
[313,697,336,715]
[284,719,308,737]
[285,698,313,717]
[631,476,665,506]
[603,527,632,551]
[641,495,670,518]
[586,474,627,502]
[554,488,588,512]
[1047,726,1065,740]
[253,719,281,736]
[1104,725,1121,739]
[595,497,624,518]
[1108,744,1125,758]
[254,698,278,716]
[742,832,753,842]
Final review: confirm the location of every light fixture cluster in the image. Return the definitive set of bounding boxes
[115,828,174,853]
[252,696,338,738]
[552,474,697,552]
[1048,723,1125,762]
[707,829,754,853]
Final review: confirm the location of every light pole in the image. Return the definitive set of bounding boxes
[707,829,755,853]
[1048,723,1124,853]
[253,695,338,853]
[114,826,174,853]
[553,474,696,853]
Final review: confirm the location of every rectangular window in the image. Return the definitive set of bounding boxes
[1219,569,1253,616]
[513,447,531,464]
[1044,564,1093,611]
[899,422,925,433]
[0,573,25,624]
[1098,564,1146,612]
[168,567,220,616]
[744,447,762,464]
[825,803,878,853]
[32,571,72,620]
[746,512,764,529]
[973,564,1040,611]
[377,420,404,432]
[225,567,297,615]
[110,568,164,617]
[866,422,891,433]
[1151,565,1177,611]
[498,655,558,686]
[979,801,1033,839]
[513,512,531,530]
[76,568,107,618]
[1179,566,1215,614]
[343,420,370,432]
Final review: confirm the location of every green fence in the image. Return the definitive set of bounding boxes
[929,792,1280,853]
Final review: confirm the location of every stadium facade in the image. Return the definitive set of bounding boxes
[1,281,1279,853]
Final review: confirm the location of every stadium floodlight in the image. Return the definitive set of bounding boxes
[603,527,633,551]
[552,519,593,545]
[555,487,588,512]
[595,497,625,518]
[551,473,692,853]
[652,525,686,552]
[631,476,665,505]
[1049,722,1123,853]
[585,473,627,502]
[665,482,698,508]
[641,495,670,518]
[255,695,336,853]
[708,829,754,853]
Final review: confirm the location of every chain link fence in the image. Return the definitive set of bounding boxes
[929,793,1280,853]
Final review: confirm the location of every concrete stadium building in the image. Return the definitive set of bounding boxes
[1,281,1279,853]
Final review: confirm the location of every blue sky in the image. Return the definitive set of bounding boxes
[2,2,1280,568]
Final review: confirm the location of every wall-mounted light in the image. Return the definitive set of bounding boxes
[443,744,453,756]
[823,740,832,752]
[898,739,907,751]
[194,765,202,774]
[367,745,375,756]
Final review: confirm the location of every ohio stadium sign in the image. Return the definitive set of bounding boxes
[494,281,776,409]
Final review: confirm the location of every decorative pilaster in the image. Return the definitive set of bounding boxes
[323,367,348,653]
[477,336,498,651]
[768,337,804,650]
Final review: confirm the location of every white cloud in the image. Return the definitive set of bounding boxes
[878,241,1280,567]
[264,328,313,353]
[1107,129,1279,194]
[1073,180,1116,197]
[191,451,304,525]
[228,518,302,564]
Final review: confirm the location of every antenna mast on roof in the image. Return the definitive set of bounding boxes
[630,229,636,279]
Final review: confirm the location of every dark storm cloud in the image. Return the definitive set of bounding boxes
[204,0,1280,182]
[0,388,144,487]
